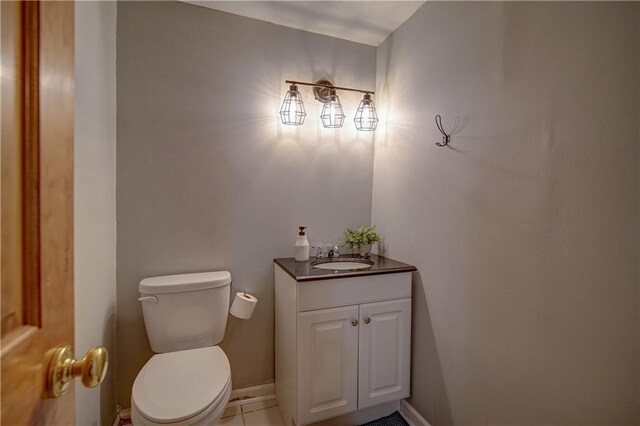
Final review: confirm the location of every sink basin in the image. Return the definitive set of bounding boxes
[313,260,373,271]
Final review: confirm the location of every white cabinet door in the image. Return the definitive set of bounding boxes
[297,306,359,425]
[358,298,411,409]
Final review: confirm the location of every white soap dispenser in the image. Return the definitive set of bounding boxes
[295,226,310,261]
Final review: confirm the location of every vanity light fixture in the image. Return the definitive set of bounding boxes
[354,93,379,131]
[280,79,377,131]
[279,84,307,126]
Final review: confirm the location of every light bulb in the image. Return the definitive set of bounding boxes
[288,93,298,123]
[329,102,337,127]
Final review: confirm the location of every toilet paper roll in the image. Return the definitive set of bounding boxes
[230,292,258,320]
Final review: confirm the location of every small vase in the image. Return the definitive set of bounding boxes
[359,244,372,258]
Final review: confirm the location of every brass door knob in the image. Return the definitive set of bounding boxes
[45,345,108,398]
[364,317,371,324]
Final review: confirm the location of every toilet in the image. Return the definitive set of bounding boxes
[131,271,233,426]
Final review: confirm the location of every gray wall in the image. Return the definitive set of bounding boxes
[372,2,640,425]
[75,1,117,425]
[116,1,376,406]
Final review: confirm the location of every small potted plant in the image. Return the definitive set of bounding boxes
[344,225,381,258]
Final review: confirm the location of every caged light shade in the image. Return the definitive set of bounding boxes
[320,92,346,128]
[354,93,379,131]
[279,84,306,125]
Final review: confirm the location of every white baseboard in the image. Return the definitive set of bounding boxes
[227,383,276,407]
[399,400,431,426]
[230,382,275,399]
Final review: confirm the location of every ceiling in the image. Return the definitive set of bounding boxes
[181,1,425,46]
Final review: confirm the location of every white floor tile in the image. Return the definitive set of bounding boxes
[216,414,244,426]
[241,399,277,414]
[222,406,242,418]
[243,406,284,426]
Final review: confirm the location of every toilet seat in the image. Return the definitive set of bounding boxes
[132,346,231,425]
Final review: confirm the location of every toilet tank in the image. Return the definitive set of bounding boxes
[139,271,232,353]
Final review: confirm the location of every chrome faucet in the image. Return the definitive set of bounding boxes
[328,244,342,258]
[314,244,344,259]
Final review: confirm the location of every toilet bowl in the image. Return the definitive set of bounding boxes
[132,272,233,426]
[131,347,231,426]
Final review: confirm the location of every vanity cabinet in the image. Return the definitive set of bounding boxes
[274,264,412,426]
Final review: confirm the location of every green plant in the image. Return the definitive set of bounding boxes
[344,225,381,249]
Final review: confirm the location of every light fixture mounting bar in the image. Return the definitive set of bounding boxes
[285,80,374,95]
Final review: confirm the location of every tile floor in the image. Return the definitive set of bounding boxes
[216,398,284,426]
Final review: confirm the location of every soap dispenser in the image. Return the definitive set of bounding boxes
[295,226,309,261]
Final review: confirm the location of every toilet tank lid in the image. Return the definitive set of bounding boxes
[139,271,231,294]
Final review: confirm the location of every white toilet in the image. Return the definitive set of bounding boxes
[131,271,233,426]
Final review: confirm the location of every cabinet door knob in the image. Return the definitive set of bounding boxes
[352,319,358,326]
[364,317,371,324]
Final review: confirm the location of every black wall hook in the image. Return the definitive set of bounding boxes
[435,115,451,147]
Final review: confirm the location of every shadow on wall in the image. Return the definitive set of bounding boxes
[410,271,452,426]
[101,307,117,426]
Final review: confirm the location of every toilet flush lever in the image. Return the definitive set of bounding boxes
[138,296,158,304]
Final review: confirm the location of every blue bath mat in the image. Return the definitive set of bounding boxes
[359,411,409,426]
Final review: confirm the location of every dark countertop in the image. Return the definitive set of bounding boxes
[274,254,416,282]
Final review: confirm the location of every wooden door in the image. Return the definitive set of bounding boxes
[358,298,411,409]
[1,1,75,424]
[297,306,359,425]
